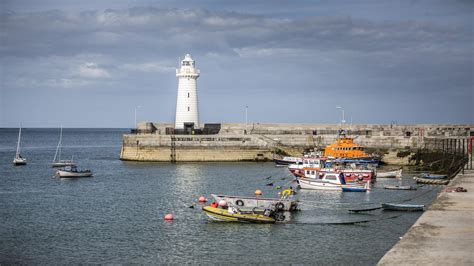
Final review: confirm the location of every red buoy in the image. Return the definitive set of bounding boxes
[198,196,207,203]
[164,214,174,221]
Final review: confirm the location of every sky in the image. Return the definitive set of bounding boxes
[1,0,473,128]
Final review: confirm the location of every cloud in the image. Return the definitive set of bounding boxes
[78,62,110,78]
[1,5,472,126]
[121,62,175,73]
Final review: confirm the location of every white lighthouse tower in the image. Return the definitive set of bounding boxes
[175,54,200,131]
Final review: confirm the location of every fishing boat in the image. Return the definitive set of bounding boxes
[55,165,93,178]
[273,154,302,166]
[384,185,417,190]
[211,194,298,212]
[381,203,424,211]
[420,173,447,179]
[51,126,76,167]
[297,172,364,191]
[13,126,27,166]
[288,158,324,177]
[202,205,284,223]
[302,167,375,183]
[376,169,402,178]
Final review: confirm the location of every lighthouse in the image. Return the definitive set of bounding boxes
[175,54,200,132]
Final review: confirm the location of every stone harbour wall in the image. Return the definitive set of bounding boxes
[121,123,473,162]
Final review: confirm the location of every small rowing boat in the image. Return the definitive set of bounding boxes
[414,177,449,185]
[381,203,424,211]
[377,169,402,178]
[384,185,417,190]
[420,173,447,179]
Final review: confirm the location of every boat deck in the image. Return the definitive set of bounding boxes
[378,167,474,265]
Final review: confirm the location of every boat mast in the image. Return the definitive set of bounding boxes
[53,126,62,162]
[15,126,21,159]
[58,126,62,162]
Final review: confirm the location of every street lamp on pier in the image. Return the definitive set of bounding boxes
[245,106,248,134]
[336,106,345,127]
[134,105,142,129]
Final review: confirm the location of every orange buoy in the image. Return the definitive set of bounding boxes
[210,202,218,208]
[164,214,174,221]
[198,196,207,203]
[255,189,262,196]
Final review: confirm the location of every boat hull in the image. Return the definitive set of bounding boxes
[381,203,424,211]
[376,169,402,178]
[13,158,27,165]
[384,185,417,190]
[414,177,449,185]
[56,170,93,178]
[202,206,276,223]
[341,186,367,192]
[211,194,298,212]
[420,173,447,179]
[297,178,342,191]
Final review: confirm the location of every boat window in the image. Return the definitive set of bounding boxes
[311,171,315,175]
[326,176,337,180]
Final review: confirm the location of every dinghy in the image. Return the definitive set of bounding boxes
[381,203,424,211]
[384,185,417,190]
[376,169,402,178]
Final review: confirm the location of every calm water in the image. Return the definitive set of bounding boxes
[0,128,441,264]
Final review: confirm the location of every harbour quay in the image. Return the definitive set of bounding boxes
[378,167,474,265]
[120,123,473,162]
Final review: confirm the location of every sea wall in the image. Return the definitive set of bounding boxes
[120,123,473,162]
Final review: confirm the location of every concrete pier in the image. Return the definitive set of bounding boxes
[378,167,474,265]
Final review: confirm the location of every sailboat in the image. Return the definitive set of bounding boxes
[51,126,76,167]
[13,126,27,165]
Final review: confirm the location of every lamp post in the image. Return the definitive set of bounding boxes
[134,105,141,129]
[336,106,345,127]
[245,106,248,134]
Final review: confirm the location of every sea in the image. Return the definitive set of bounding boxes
[0,128,442,264]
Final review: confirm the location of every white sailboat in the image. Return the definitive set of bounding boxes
[51,126,76,167]
[13,126,27,165]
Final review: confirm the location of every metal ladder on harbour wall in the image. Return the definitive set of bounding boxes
[170,135,176,163]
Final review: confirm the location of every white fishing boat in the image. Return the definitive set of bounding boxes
[297,172,364,191]
[288,158,324,177]
[13,126,27,166]
[55,165,93,178]
[51,126,76,167]
[376,169,402,178]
